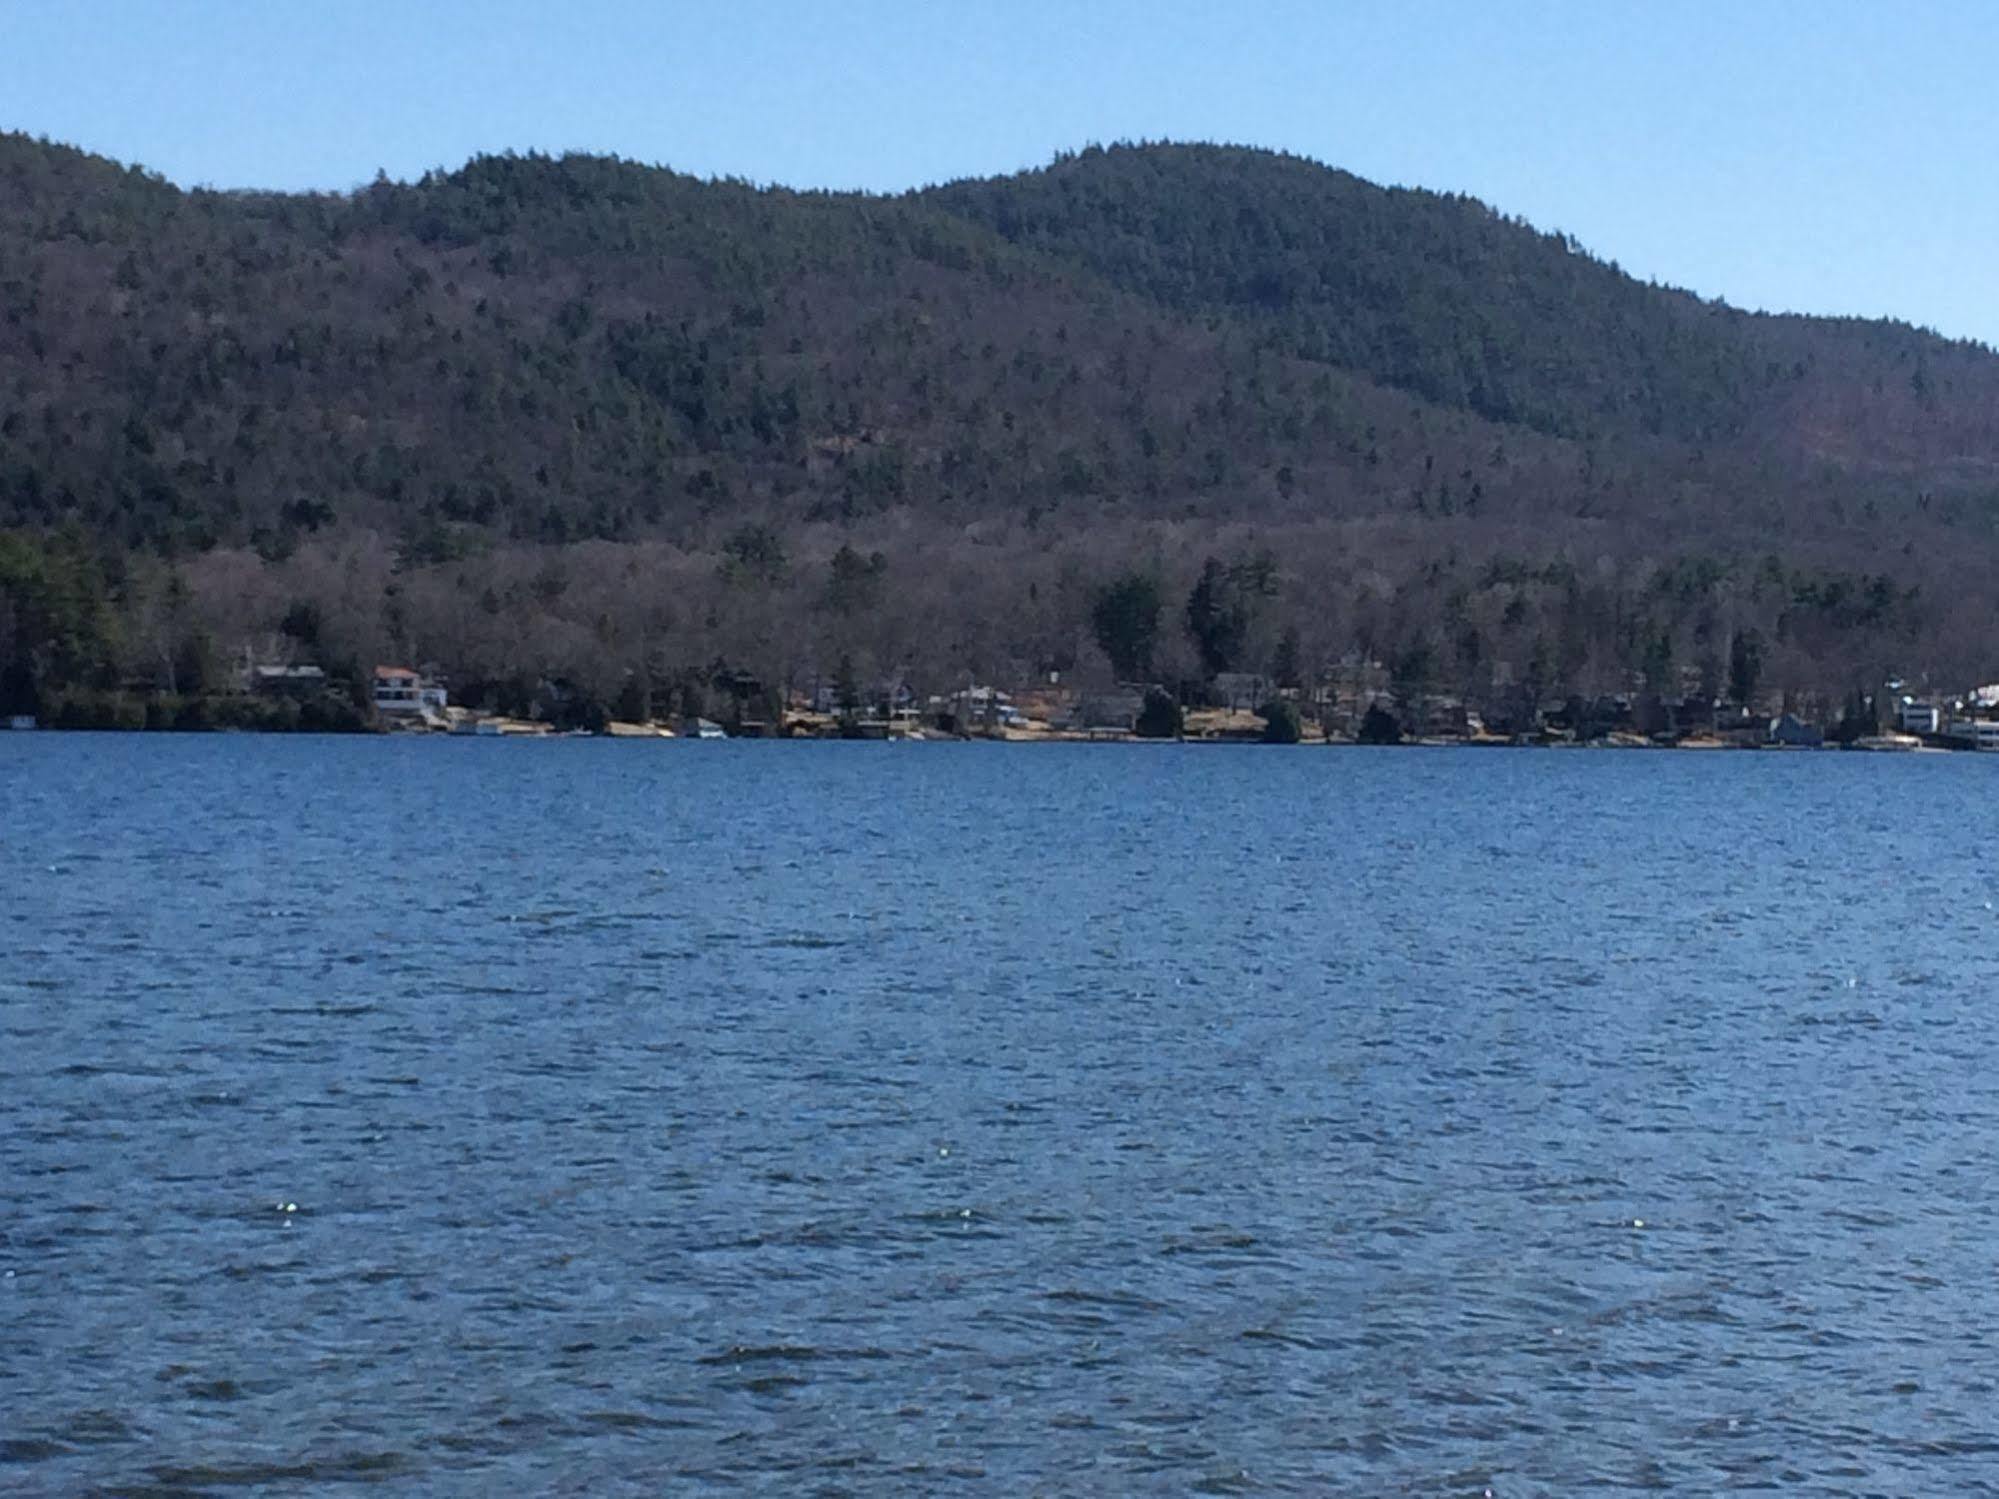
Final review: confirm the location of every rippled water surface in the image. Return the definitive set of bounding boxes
[7,736,1999,1494]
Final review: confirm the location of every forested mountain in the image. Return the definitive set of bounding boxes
[931,145,1999,463]
[4,133,1998,724]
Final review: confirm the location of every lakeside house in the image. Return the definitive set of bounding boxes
[1212,672,1271,712]
[1012,685,1079,727]
[1768,713,1823,748]
[248,663,327,698]
[1065,687,1145,737]
[1947,717,1999,751]
[811,678,916,719]
[1898,701,1942,735]
[373,665,447,720]
[1413,696,1481,739]
[930,684,1024,734]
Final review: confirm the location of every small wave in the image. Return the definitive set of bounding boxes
[580,1409,701,1431]
[697,1343,894,1365]
[147,1450,409,1487]
[1240,1326,1324,1350]
[0,1437,72,1464]
[51,1410,137,1445]
[1042,1287,1167,1314]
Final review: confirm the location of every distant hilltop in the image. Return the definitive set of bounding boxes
[3,134,1997,724]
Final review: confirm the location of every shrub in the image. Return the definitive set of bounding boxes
[207,694,303,731]
[49,691,143,730]
[1134,686,1182,739]
[299,691,371,733]
[1258,697,1302,744]
[1357,704,1403,744]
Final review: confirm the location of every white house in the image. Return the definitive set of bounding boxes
[812,679,914,717]
[1898,701,1941,735]
[1947,717,1999,751]
[374,665,446,718]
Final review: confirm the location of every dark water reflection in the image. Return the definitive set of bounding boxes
[5,737,1999,1494]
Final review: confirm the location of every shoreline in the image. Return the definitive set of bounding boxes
[0,723,1960,753]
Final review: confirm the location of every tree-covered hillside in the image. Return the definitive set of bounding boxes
[929,143,1771,442]
[4,133,1998,722]
[926,143,1999,460]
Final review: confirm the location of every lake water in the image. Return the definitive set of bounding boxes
[5,737,1999,1495]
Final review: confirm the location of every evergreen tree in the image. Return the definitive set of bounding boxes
[1184,557,1244,677]
[834,651,861,716]
[1728,628,1764,707]
[1091,571,1162,681]
[1271,626,1303,690]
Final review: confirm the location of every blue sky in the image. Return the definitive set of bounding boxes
[6,1,1995,344]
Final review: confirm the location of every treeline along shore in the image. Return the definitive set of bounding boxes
[0,519,1971,751]
[5,137,1999,738]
